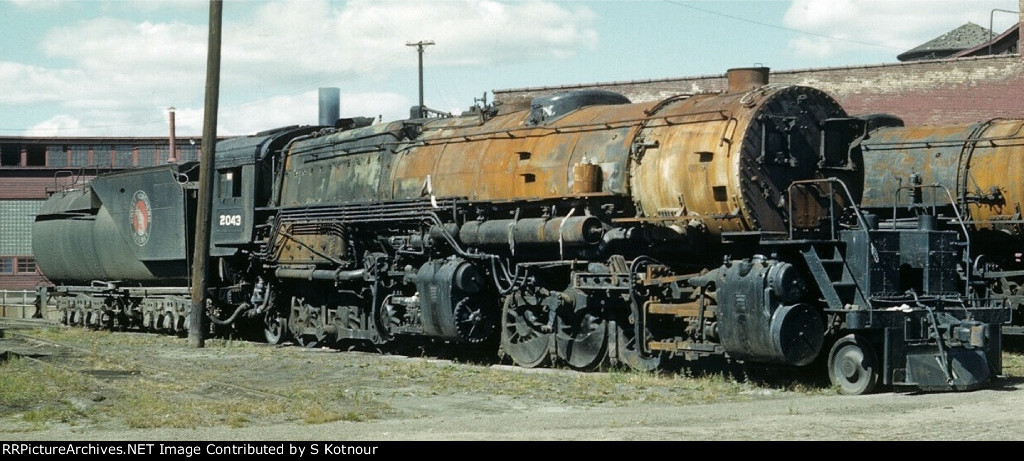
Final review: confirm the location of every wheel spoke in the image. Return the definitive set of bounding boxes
[554,290,608,371]
[500,291,552,368]
[614,320,660,372]
[264,311,287,345]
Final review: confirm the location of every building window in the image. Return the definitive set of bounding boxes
[180,142,199,162]
[16,257,35,274]
[49,145,69,167]
[28,145,47,167]
[0,144,20,166]
[71,145,94,167]
[26,146,45,166]
[0,258,12,274]
[138,145,157,166]
[114,145,134,167]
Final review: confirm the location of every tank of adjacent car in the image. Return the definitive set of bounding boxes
[861,118,1024,239]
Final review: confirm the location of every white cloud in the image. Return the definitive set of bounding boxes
[41,18,206,69]
[782,0,1019,59]
[0,62,85,105]
[7,0,65,9]
[225,0,597,76]
[788,36,835,59]
[3,0,597,136]
[24,115,84,137]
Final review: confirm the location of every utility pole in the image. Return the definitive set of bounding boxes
[406,40,434,118]
[190,0,222,348]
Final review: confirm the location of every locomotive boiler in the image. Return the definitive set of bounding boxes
[858,117,1024,336]
[33,68,1007,395]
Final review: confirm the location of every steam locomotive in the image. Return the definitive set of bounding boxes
[33,68,1007,395]
[858,116,1024,337]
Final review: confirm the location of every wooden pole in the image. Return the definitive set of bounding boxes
[189,0,222,348]
[405,40,434,118]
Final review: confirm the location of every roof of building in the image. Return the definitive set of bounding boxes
[897,22,993,61]
[952,22,1020,58]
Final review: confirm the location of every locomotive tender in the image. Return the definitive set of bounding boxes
[33,68,1006,395]
[859,116,1024,337]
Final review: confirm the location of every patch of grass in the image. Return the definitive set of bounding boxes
[2,327,396,431]
[1002,350,1024,377]
[0,356,95,423]
[289,384,393,425]
[369,357,798,407]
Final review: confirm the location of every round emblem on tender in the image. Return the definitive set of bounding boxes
[130,190,152,246]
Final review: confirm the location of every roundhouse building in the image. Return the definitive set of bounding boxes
[494,6,1024,128]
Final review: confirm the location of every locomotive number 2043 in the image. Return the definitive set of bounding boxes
[218,214,242,226]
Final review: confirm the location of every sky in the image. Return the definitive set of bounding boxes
[0,0,1020,137]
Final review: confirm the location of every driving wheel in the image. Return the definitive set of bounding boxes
[500,290,553,368]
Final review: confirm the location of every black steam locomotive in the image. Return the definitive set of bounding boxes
[33,68,1007,395]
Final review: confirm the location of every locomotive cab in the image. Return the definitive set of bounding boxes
[209,125,323,257]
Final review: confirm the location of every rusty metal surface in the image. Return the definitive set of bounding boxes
[389,102,645,201]
[861,119,1024,235]
[277,122,402,207]
[960,119,1024,233]
[276,81,856,241]
[861,122,979,210]
[630,85,855,234]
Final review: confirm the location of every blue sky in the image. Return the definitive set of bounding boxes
[1,0,1019,137]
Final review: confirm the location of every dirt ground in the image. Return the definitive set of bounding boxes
[2,319,1023,442]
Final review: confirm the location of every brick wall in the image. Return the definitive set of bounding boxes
[494,7,1024,127]
[771,57,1024,125]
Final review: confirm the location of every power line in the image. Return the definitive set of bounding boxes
[662,0,902,51]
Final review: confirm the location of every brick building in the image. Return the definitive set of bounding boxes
[493,3,1024,127]
[0,137,200,290]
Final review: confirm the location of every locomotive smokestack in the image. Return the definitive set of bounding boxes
[727,67,770,93]
[319,87,340,126]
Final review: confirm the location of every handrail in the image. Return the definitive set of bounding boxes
[787,177,871,241]
[0,289,39,319]
[787,177,874,312]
